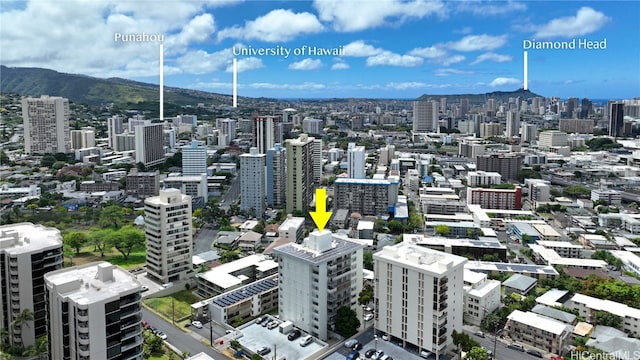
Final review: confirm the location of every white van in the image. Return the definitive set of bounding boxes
[420,350,432,358]
[299,335,313,347]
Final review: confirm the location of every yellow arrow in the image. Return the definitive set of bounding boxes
[310,188,332,232]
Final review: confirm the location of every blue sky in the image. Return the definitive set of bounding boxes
[1,0,639,99]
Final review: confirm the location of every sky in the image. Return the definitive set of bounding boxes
[1,0,639,100]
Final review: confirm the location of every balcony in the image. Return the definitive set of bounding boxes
[78,335,90,345]
[121,336,143,352]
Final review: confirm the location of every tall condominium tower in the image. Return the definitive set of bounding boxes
[217,118,237,147]
[505,110,520,138]
[22,95,70,155]
[107,115,124,149]
[266,143,286,208]
[182,140,208,176]
[413,100,439,133]
[476,153,522,182]
[240,147,266,218]
[71,129,95,150]
[135,123,164,168]
[285,134,317,213]
[253,115,281,154]
[312,138,323,183]
[144,189,193,283]
[274,230,363,341]
[45,262,143,360]
[374,243,466,359]
[347,143,366,179]
[0,223,63,348]
[609,102,625,138]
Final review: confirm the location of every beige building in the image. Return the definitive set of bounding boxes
[505,310,571,355]
[144,188,193,283]
[374,242,466,359]
[22,95,70,154]
[46,262,143,360]
[285,134,317,213]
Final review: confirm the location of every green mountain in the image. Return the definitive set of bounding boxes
[416,88,543,104]
[0,65,231,106]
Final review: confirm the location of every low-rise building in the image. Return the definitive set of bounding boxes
[467,187,522,210]
[238,231,263,252]
[567,293,640,338]
[531,224,561,241]
[196,254,278,298]
[535,240,582,258]
[591,189,622,206]
[502,274,537,296]
[505,310,572,355]
[463,270,501,326]
[278,216,306,243]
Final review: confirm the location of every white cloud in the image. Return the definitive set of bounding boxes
[248,82,327,90]
[176,48,235,74]
[165,14,216,53]
[440,55,466,66]
[386,82,428,90]
[471,52,512,65]
[225,57,264,73]
[448,34,508,51]
[454,26,473,34]
[366,52,423,67]
[217,9,323,42]
[407,46,447,59]
[313,0,446,32]
[456,0,526,15]
[331,61,350,70]
[533,7,610,39]
[289,58,324,70]
[342,41,384,57]
[434,68,472,76]
[489,77,520,87]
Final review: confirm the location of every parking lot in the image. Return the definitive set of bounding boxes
[323,329,449,360]
[238,316,327,360]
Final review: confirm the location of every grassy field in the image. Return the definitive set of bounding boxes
[143,290,201,321]
[65,246,146,270]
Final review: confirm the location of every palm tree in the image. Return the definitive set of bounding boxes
[10,309,34,347]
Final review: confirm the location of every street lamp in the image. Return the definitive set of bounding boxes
[493,328,504,360]
[374,335,378,352]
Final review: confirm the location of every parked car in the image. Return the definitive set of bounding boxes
[420,350,432,358]
[267,321,279,329]
[299,335,313,347]
[257,346,271,356]
[374,350,385,359]
[255,316,265,324]
[191,321,203,329]
[287,329,301,341]
[344,339,359,348]
[345,351,360,360]
[381,334,389,341]
[352,343,363,351]
[526,349,543,358]
[364,313,374,321]
[475,331,485,338]
[364,349,376,358]
[508,343,525,352]
[157,332,167,340]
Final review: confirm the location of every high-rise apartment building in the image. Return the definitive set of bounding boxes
[253,115,281,154]
[520,123,537,144]
[127,115,149,132]
[347,143,366,179]
[480,123,502,138]
[182,140,208,176]
[538,130,568,149]
[266,143,286,208]
[559,119,594,134]
[144,189,193,283]
[45,262,143,360]
[22,95,71,155]
[476,153,522,182]
[374,243,466,359]
[217,118,237,147]
[466,187,523,210]
[71,129,96,150]
[312,138,323,184]
[413,100,439,133]
[459,98,469,117]
[126,170,160,198]
[609,102,625,138]
[107,115,124,149]
[505,110,520,138]
[334,178,399,216]
[135,123,164,168]
[274,230,363,341]
[0,223,63,348]
[285,134,316,213]
[240,147,266,218]
[302,118,324,135]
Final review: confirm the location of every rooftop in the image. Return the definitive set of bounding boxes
[209,275,278,308]
[374,242,467,275]
[273,230,363,265]
[507,310,571,335]
[0,222,63,255]
[197,254,278,289]
[502,273,537,291]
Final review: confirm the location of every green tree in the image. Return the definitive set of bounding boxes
[64,231,89,255]
[363,251,373,270]
[563,185,591,199]
[595,311,622,328]
[335,306,360,338]
[106,226,144,260]
[358,285,373,305]
[466,346,489,360]
[99,205,125,229]
[10,309,34,347]
[435,224,451,236]
[90,228,113,257]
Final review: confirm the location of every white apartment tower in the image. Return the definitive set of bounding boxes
[253,115,280,154]
[240,147,266,218]
[144,189,193,283]
[347,143,366,179]
[71,129,96,150]
[505,110,520,138]
[182,140,208,176]
[45,262,143,360]
[266,143,286,208]
[0,223,63,348]
[107,115,124,149]
[374,243,466,359]
[285,134,316,213]
[217,118,237,147]
[521,123,537,144]
[413,100,439,133]
[313,138,323,183]
[22,95,71,154]
[274,230,363,341]
[135,123,165,168]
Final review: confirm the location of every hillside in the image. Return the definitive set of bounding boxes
[0,66,231,106]
[416,88,543,104]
